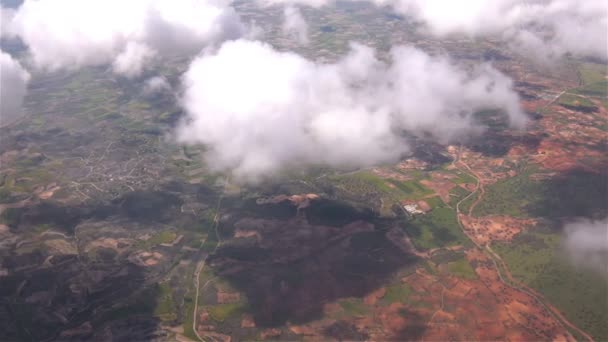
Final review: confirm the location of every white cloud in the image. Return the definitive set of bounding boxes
[282,5,309,45]
[0,5,17,39]
[112,42,157,78]
[0,51,30,126]
[177,39,525,181]
[143,76,172,95]
[8,0,246,76]
[402,0,608,60]
[259,0,608,59]
[260,0,330,8]
[564,218,608,275]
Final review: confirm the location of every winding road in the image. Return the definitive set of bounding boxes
[452,146,594,342]
[191,177,229,342]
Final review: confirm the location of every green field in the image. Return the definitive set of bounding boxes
[181,269,212,342]
[577,62,607,85]
[381,283,413,305]
[557,93,598,112]
[339,171,433,200]
[338,298,369,316]
[473,166,607,219]
[155,283,177,321]
[494,230,608,340]
[572,81,608,98]
[138,231,177,249]
[207,302,248,322]
[446,257,477,280]
[451,170,477,185]
[96,283,176,325]
[472,167,541,218]
[449,185,472,206]
[406,206,470,250]
[182,295,199,341]
[0,208,21,226]
[328,171,433,216]
[390,180,434,199]
[569,62,607,102]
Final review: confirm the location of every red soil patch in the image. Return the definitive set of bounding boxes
[217,291,240,304]
[460,215,537,245]
[419,172,458,203]
[364,287,386,306]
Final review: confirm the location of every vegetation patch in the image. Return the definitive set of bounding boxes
[328,172,433,215]
[558,93,598,112]
[406,207,469,250]
[98,284,166,324]
[182,295,199,341]
[423,260,438,276]
[0,187,15,204]
[451,170,477,185]
[473,166,541,217]
[338,298,369,316]
[381,284,412,304]
[139,231,177,249]
[577,62,607,85]
[201,239,218,253]
[494,231,608,340]
[446,258,477,279]
[33,223,53,234]
[424,196,445,210]
[182,267,204,341]
[474,167,607,219]
[208,302,248,322]
[0,207,21,226]
[154,283,177,321]
[571,81,608,98]
[386,179,434,200]
[449,186,472,205]
[431,249,464,264]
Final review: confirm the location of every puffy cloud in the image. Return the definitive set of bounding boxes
[282,5,309,45]
[400,0,608,60]
[0,50,30,125]
[7,0,246,76]
[260,0,329,8]
[177,39,525,181]
[112,42,157,78]
[259,0,608,59]
[143,76,172,95]
[564,218,608,275]
[508,1,608,60]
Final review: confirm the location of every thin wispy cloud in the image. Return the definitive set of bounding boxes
[261,0,608,60]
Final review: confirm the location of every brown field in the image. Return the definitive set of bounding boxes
[420,172,457,203]
[371,167,413,182]
[460,215,537,246]
[217,291,241,304]
[533,138,607,172]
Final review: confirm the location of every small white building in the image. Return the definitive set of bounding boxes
[404,204,425,216]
